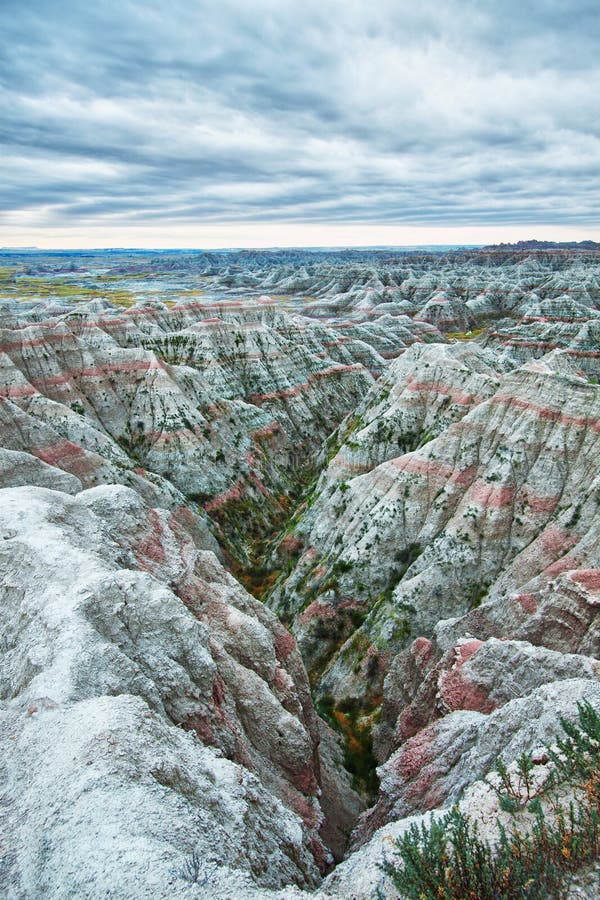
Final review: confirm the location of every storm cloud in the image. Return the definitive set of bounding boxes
[1,0,599,239]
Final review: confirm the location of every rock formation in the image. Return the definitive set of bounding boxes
[0,246,598,898]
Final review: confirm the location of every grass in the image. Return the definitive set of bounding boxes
[445,327,485,340]
[0,269,139,306]
[0,265,18,284]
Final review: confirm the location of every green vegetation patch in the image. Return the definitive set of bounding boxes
[381,702,600,899]
[317,694,380,799]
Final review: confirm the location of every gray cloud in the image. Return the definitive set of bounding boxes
[1,0,599,233]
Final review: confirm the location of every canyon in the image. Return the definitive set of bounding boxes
[0,245,598,898]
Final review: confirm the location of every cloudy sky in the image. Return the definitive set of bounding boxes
[1,0,599,248]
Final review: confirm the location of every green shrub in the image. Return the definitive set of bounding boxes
[380,702,600,899]
[349,608,367,629]
[467,582,488,610]
[317,694,380,798]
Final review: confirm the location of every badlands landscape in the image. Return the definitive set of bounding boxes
[1,243,599,898]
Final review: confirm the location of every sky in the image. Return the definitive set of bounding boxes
[1,0,599,249]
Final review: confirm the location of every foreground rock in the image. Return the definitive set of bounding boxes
[0,484,361,896]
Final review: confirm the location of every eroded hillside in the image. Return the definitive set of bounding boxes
[0,247,598,898]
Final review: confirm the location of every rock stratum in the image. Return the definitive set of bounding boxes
[0,247,598,898]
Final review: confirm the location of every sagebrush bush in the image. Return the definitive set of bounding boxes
[380,702,600,900]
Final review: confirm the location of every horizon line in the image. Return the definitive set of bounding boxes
[6,241,600,253]
[0,243,488,252]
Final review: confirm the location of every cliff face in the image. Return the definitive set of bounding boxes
[270,345,599,701]
[261,333,600,884]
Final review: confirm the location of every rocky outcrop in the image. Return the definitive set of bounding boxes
[0,483,363,896]
[376,635,599,755]
[0,300,375,564]
[312,682,600,900]
[270,347,600,711]
[263,335,600,870]
[211,249,600,341]
[357,665,600,845]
